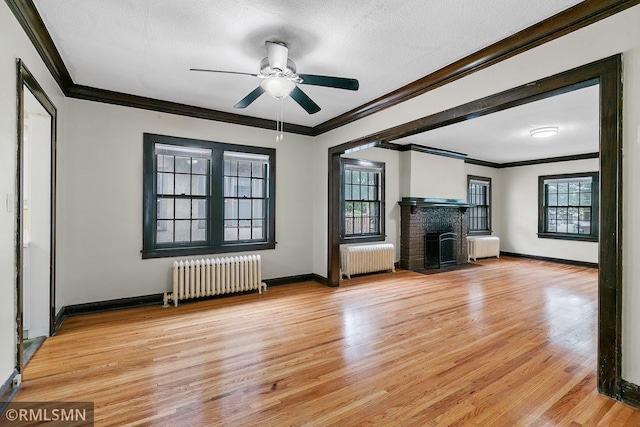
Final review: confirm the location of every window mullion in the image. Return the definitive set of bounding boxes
[210,148,224,247]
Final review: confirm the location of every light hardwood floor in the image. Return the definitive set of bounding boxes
[15,257,640,426]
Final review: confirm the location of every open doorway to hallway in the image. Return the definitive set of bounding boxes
[15,60,57,374]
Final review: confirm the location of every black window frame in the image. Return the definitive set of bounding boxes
[340,158,385,244]
[142,133,276,259]
[538,172,599,242]
[467,175,492,236]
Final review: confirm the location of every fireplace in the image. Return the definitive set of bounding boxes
[398,198,471,270]
[425,232,458,269]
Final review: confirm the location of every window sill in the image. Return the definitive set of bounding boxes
[340,235,385,245]
[468,231,492,236]
[142,242,276,259]
[537,232,598,243]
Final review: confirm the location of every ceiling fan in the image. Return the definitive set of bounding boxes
[191,41,359,114]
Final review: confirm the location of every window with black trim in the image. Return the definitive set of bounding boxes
[467,175,491,235]
[538,172,599,241]
[143,133,275,259]
[341,158,385,243]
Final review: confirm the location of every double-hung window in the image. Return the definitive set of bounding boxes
[341,158,385,243]
[467,176,491,235]
[223,152,269,242]
[155,143,212,245]
[538,172,599,241]
[143,133,275,258]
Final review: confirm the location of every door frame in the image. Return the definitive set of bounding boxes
[15,59,58,372]
[327,55,623,399]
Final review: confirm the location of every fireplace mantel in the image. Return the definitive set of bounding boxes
[398,197,472,210]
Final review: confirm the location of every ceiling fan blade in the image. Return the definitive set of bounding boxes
[298,74,359,91]
[234,86,265,109]
[190,68,258,78]
[266,41,289,72]
[290,86,321,114]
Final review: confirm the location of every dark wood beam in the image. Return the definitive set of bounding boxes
[313,0,640,135]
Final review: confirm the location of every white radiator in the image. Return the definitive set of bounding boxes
[163,255,267,307]
[340,243,396,279]
[467,236,500,262]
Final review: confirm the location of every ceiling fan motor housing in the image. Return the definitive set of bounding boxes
[259,57,299,80]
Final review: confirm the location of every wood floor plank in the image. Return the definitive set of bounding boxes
[13,257,640,426]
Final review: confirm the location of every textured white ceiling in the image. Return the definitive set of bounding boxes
[33,0,583,128]
[393,85,599,164]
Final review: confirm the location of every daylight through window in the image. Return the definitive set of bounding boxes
[538,172,599,241]
[142,134,276,259]
[341,158,385,243]
[467,176,491,235]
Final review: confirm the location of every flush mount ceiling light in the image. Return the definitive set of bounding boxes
[530,126,559,138]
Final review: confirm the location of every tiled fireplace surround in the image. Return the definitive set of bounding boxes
[398,198,470,271]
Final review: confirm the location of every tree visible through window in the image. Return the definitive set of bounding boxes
[467,176,491,235]
[142,133,276,259]
[538,172,599,241]
[341,158,385,243]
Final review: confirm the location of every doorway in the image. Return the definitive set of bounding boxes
[327,55,622,399]
[15,59,57,374]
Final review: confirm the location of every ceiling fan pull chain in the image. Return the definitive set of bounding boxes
[276,100,284,142]
[280,104,284,142]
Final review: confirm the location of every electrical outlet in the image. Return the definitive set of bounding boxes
[12,374,21,388]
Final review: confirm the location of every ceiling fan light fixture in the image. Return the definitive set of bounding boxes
[260,77,295,99]
[530,126,559,138]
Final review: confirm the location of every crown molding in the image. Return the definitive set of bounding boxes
[66,84,314,135]
[464,158,501,169]
[5,0,314,136]
[6,0,639,137]
[465,152,599,168]
[66,84,314,136]
[495,151,599,168]
[378,142,598,168]
[4,0,72,91]
[382,142,467,160]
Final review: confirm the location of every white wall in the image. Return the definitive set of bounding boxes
[499,159,599,263]
[0,2,66,387]
[25,111,51,338]
[464,160,598,263]
[342,147,401,261]
[401,151,466,199]
[58,99,315,306]
[311,5,640,384]
[623,41,640,391]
